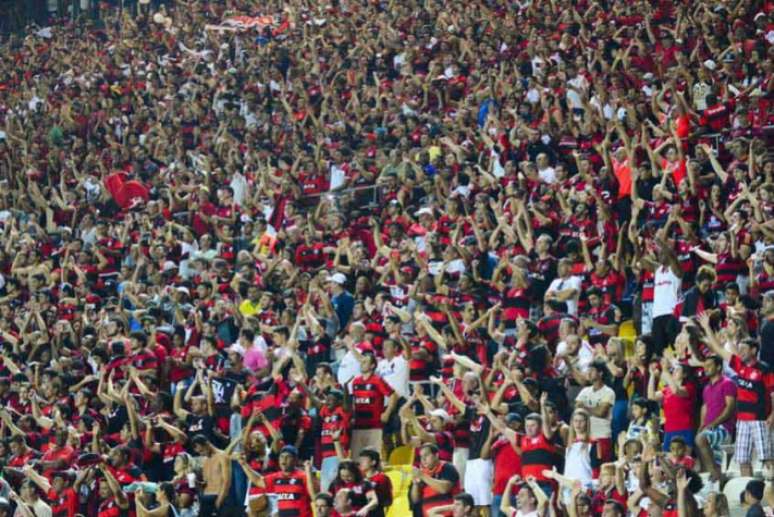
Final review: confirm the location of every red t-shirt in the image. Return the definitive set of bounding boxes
[662,383,696,432]
[48,487,78,517]
[263,470,313,517]
[351,373,394,429]
[491,436,521,495]
[41,445,76,478]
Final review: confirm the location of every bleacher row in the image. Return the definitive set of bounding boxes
[377,320,771,517]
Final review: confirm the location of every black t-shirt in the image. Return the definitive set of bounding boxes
[105,406,128,435]
[330,480,377,514]
[435,462,459,484]
[746,503,765,517]
[464,406,491,460]
[211,377,239,413]
[185,413,214,441]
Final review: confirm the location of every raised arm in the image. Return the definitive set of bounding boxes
[99,465,129,509]
[173,380,192,420]
[431,376,466,414]
[696,312,731,362]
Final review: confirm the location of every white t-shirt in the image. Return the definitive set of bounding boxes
[538,166,557,184]
[15,499,52,517]
[564,441,593,482]
[653,266,681,318]
[329,164,347,191]
[555,340,594,375]
[575,385,615,439]
[337,350,362,391]
[566,75,589,109]
[547,276,582,316]
[562,441,593,505]
[377,355,410,399]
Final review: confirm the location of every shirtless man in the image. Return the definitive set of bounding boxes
[192,434,232,516]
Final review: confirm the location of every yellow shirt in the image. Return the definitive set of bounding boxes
[239,299,261,318]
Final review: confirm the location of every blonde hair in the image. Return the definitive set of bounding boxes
[710,493,730,517]
[606,338,625,361]
[568,408,591,444]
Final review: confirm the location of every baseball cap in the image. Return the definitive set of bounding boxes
[227,344,245,357]
[429,409,451,423]
[326,273,347,285]
[280,445,299,457]
[505,413,524,424]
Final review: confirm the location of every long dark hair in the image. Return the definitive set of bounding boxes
[335,460,364,484]
[159,482,175,503]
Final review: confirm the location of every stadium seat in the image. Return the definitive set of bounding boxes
[385,466,410,497]
[388,445,415,466]
[722,476,754,517]
[618,320,636,353]
[387,495,411,517]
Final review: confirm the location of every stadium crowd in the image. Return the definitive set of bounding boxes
[0,0,773,516]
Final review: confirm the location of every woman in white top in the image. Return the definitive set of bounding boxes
[562,409,594,506]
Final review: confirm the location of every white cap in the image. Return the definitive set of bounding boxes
[176,286,190,296]
[326,272,347,285]
[415,207,434,217]
[429,409,451,422]
[703,59,717,71]
[227,344,245,357]
[162,260,178,272]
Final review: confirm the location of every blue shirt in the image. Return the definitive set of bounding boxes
[331,290,355,331]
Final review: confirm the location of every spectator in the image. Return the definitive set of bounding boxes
[744,479,766,517]
[427,492,478,517]
[759,291,774,367]
[357,448,393,512]
[349,353,397,458]
[487,413,523,517]
[650,241,683,353]
[328,274,354,332]
[546,260,582,317]
[327,460,380,517]
[703,332,774,478]
[576,362,616,464]
[0,1,771,516]
[238,445,315,517]
[9,480,52,517]
[191,434,232,516]
[695,355,737,483]
[315,389,350,492]
[647,359,698,452]
[500,476,548,517]
[410,443,460,517]
[314,493,335,517]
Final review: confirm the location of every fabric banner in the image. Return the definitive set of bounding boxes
[205,15,290,35]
